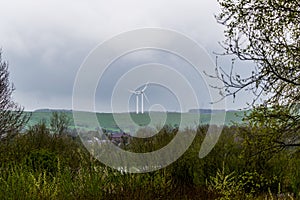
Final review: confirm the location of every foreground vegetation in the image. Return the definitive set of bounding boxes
[0,0,298,198]
[0,120,299,200]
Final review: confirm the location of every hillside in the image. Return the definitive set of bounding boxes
[25,109,246,132]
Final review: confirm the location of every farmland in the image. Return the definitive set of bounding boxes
[26,109,245,132]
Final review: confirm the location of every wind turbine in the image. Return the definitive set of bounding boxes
[129,83,149,114]
[129,90,141,114]
[140,84,149,114]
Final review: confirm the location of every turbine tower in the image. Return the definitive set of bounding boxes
[129,83,149,114]
[129,90,140,114]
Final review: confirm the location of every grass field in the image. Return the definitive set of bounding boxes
[25,110,246,132]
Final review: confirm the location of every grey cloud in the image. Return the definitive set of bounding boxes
[0,0,253,111]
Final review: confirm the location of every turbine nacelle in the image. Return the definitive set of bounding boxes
[129,83,149,114]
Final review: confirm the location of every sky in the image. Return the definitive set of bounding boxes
[0,0,256,112]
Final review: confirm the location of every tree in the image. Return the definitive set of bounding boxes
[0,51,29,141]
[50,112,71,135]
[216,0,299,106]
[215,0,300,151]
[241,105,300,159]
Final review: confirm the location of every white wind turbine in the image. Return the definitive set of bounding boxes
[129,83,149,114]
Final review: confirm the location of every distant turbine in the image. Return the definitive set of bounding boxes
[129,90,140,114]
[129,83,149,114]
[140,84,150,114]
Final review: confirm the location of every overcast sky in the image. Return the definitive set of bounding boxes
[0,0,255,112]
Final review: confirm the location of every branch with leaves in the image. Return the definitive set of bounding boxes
[0,51,30,141]
[215,0,300,107]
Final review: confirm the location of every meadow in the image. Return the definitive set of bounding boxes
[26,110,245,132]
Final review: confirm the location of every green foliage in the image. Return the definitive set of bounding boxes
[50,112,71,135]
[216,0,300,107]
[127,125,176,153]
[208,168,280,200]
[208,166,242,200]
[0,123,300,199]
[239,171,278,195]
[24,149,58,175]
[216,2,300,192]
[0,166,59,200]
[238,105,300,178]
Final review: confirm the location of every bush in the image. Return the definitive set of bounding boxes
[1,123,299,199]
[24,149,59,175]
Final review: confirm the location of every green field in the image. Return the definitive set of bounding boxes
[26,110,246,132]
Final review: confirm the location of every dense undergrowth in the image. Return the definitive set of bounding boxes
[0,122,299,200]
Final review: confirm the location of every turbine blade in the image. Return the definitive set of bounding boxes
[129,89,137,94]
[143,93,150,103]
[141,82,149,92]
